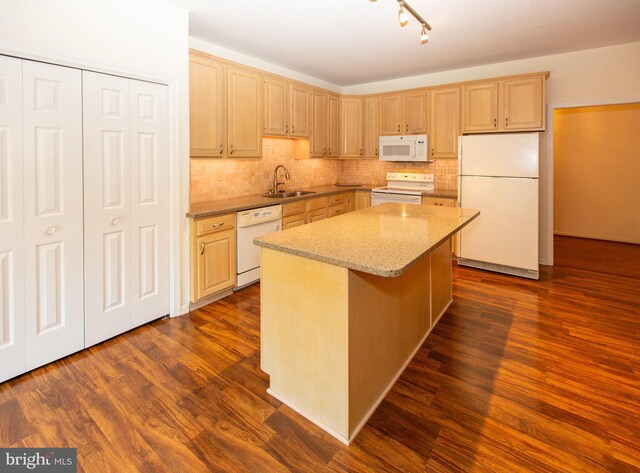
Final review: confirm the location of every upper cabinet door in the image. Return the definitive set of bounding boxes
[363,96,379,158]
[340,97,363,158]
[462,82,499,133]
[263,76,288,137]
[189,53,225,157]
[379,94,402,135]
[429,87,460,159]
[503,76,544,130]
[326,94,339,157]
[311,92,326,157]
[0,55,25,383]
[290,84,311,138]
[22,60,84,370]
[403,91,428,134]
[227,65,262,158]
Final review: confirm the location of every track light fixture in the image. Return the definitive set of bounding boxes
[371,0,432,45]
[398,2,409,26]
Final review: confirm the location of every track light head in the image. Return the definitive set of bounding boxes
[420,25,429,44]
[398,2,409,26]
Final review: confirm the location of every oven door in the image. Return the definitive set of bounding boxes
[371,191,422,206]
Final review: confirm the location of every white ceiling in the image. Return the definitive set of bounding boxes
[163,0,640,86]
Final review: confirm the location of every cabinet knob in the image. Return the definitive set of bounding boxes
[292,125,296,134]
[46,226,56,235]
[375,149,378,156]
[493,118,497,127]
[229,145,234,155]
[505,117,509,127]
[285,125,289,134]
[219,144,224,155]
[405,124,409,132]
[212,222,224,228]
[111,217,119,225]
[200,242,205,255]
[397,125,400,132]
[359,149,362,156]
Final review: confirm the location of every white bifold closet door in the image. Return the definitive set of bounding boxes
[22,61,85,369]
[83,71,168,347]
[0,55,25,381]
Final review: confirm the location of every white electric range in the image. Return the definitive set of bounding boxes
[371,172,434,206]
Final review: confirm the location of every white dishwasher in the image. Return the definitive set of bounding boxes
[235,204,282,289]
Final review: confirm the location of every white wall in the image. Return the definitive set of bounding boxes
[0,0,192,315]
[190,37,342,93]
[344,42,640,265]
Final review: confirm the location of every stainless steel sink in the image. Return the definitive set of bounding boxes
[262,191,316,198]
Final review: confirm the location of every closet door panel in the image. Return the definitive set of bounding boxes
[0,55,25,382]
[130,80,169,327]
[82,71,132,347]
[22,61,84,369]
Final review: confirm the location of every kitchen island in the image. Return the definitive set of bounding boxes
[254,203,479,445]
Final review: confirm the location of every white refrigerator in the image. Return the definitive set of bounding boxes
[458,133,540,279]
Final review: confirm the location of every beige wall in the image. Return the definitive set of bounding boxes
[554,104,640,244]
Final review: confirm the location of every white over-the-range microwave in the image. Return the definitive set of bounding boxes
[379,134,429,162]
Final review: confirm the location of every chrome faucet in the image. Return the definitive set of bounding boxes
[272,164,291,194]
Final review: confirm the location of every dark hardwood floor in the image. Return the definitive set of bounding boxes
[1,236,639,472]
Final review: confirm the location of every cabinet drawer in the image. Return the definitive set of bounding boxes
[328,193,345,206]
[196,213,236,237]
[283,200,307,217]
[306,196,328,211]
[283,213,306,229]
[308,208,327,222]
[422,197,456,208]
[328,204,346,218]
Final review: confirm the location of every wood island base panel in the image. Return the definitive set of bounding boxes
[260,242,453,444]
[256,204,479,444]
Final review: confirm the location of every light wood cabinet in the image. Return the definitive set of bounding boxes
[263,76,288,136]
[345,192,355,212]
[429,87,460,159]
[190,51,264,159]
[328,204,346,218]
[311,92,339,158]
[462,74,546,133]
[263,77,311,139]
[379,94,403,135]
[363,97,379,158]
[227,65,262,157]
[462,81,499,132]
[403,91,428,134]
[189,52,225,157]
[422,197,458,256]
[340,97,363,158]
[379,91,427,135]
[307,208,327,223]
[192,214,236,302]
[311,92,326,157]
[355,191,372,210]
[503,76,544,130]
[326,94,339,157]
[282,213,306,229]
[290,84,312,138]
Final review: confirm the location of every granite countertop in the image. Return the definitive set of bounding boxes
[254,203,479,277]
[188,185,457,218]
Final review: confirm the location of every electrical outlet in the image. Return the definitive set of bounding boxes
[217,170,224,181]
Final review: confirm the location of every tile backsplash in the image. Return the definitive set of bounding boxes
[190,138,459,203]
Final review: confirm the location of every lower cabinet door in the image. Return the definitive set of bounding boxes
[197,229,236,300]
[282,213,306,229]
